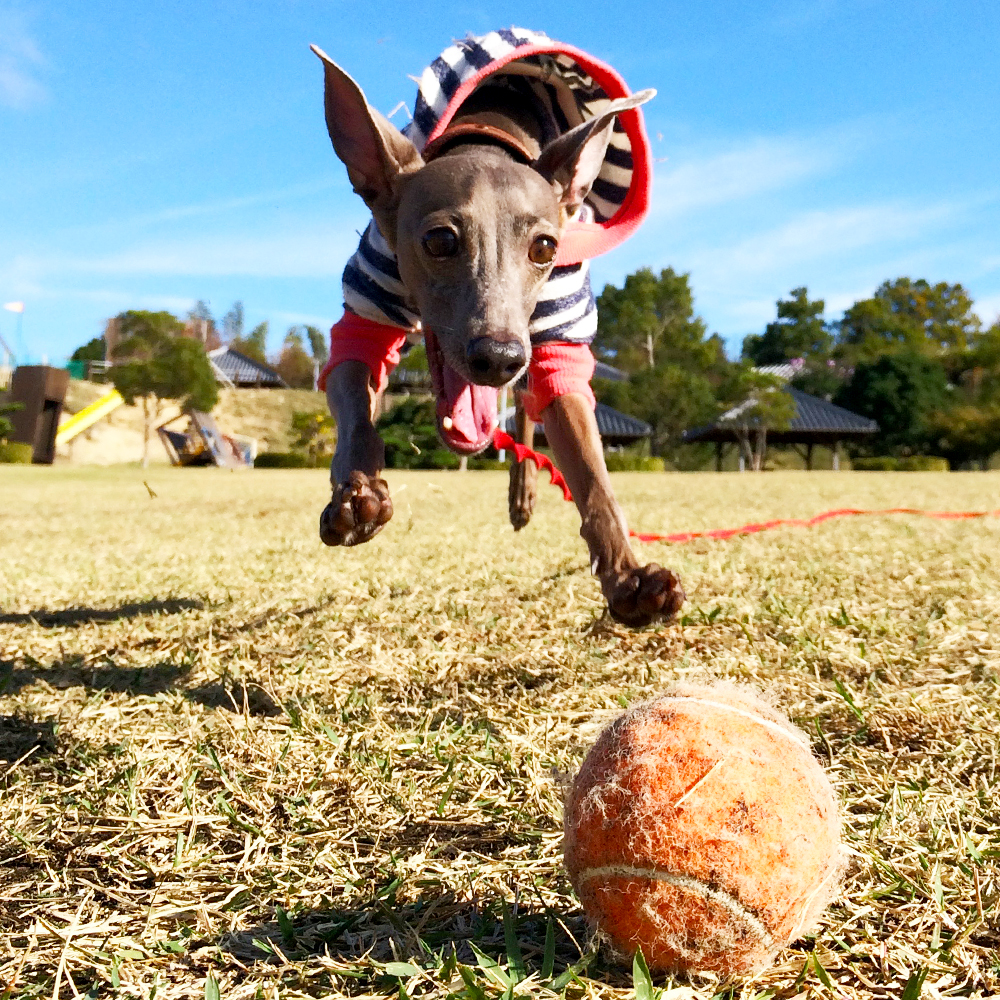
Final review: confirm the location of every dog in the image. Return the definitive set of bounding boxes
[312,29,684,627]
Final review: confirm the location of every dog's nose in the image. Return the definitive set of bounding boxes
[466,337,526,386]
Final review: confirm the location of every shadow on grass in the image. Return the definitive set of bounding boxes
[0,598,204,628]
[0,715,57,762]
[1,658,281,717]
[0,658,187,697]
[218,885,598,981]
[186,680,282,716]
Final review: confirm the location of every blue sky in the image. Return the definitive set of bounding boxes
[2,0,998,363]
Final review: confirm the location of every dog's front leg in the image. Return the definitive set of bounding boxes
[508,390,538,531]
[542,394,685,626]
[319,360,393,547]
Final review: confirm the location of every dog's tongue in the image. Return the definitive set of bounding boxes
[425,330,498,455]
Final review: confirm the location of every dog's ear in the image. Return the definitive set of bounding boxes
[535,89,655,216]
[311,45,423,213]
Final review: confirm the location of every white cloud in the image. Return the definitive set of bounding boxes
[651,133,844,219]
[0,11,46,109]
[975,294,1000,325]
[11,226,361,281]
[61,178,345,236]
[685,200,960,286]
[29,287,200,312]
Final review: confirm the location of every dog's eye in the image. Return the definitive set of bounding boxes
[422,228,459,258]
[528,235,557,266]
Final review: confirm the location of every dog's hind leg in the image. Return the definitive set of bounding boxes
[508,390,538,531]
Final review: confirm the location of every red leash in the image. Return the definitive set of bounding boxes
[492,429,1000,544]
[493,428,573,501]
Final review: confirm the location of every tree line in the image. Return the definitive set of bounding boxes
[71,300,330,391]
[593,270,1000,469]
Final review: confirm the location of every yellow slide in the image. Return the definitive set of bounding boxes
[56,389,124,444]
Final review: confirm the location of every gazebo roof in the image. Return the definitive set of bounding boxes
[505,401,651,446]
[208,346,286,388]
[684,388,878,445]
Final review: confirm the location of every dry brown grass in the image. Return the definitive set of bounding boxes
[1,466,998,1000]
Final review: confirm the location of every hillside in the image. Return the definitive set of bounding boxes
[57,380,328,465]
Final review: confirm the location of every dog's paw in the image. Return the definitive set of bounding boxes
[607,563,685,627]
[319,472,393,547]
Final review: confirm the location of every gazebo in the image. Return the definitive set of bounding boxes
[684,387,878,470]
[503,401,651,448]
[207,346,286,388]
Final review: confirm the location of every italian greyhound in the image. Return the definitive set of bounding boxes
[312,46,685,627]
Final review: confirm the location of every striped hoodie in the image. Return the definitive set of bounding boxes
[340,27,653,348]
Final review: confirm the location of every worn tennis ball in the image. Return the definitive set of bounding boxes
[563,683,843,977]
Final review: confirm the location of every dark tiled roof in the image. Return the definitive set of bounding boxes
[209,347,286,387]
[594,402,652,438]
[594,361,628,382]
[684,388,878,443]
[505,402,650,442]
[785,388,878,433]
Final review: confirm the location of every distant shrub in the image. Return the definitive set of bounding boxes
[0,442,33,464]
[605,453,666,472]
[379,397,461,469]
[898,456,949,472]
[852,457,898,471]
[254,451,312,468]
[468,458,508,471]
[852,456,949,472]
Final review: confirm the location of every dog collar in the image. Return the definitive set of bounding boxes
[421,122,536,165]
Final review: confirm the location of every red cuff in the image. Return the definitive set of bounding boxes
[523,343,596,422]
[317,311,410,393]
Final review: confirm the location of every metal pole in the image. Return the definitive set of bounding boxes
[498,385,508,461]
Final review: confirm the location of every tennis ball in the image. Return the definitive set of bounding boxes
[563,683,843,977]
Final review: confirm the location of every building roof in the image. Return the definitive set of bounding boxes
[504,401,651,445]
[594,361,628,382]
[684,388,878,444]
[755,362,802,381]
[208,346,286,388]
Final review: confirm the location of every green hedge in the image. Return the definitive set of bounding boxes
[852,456,950,472]
[605,453,666,472]
[0,441,33,464]
[254,451,313,468]
[898,456,950,471]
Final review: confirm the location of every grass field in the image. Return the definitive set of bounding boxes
[2,466,999,1000]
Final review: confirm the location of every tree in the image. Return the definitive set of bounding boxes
[290,409,337,466]
[0,400,23,442]
[274,328,316,389]
[70,336,106,363]
[597,364,719,468]
[718,367,795,471]
[594,267,726,375]
[110,310,219,467]
[221,301,245,342]
[230,321,269,364]
[838,278,981,362]
[928,405,1000,470]
[742,287,831,365]
[929,318,1000,467]
[591,267,731,465]
[378,396,459,469]
[303,325,328,367]
[834,349,951,456]
[186,300,221,349]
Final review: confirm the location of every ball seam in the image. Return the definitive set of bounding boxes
[575,865,774,947]
[656,696,809,749]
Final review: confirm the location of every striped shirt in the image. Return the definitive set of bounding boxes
[341,28,645,347]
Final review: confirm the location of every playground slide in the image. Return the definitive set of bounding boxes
[55,389,124,444]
